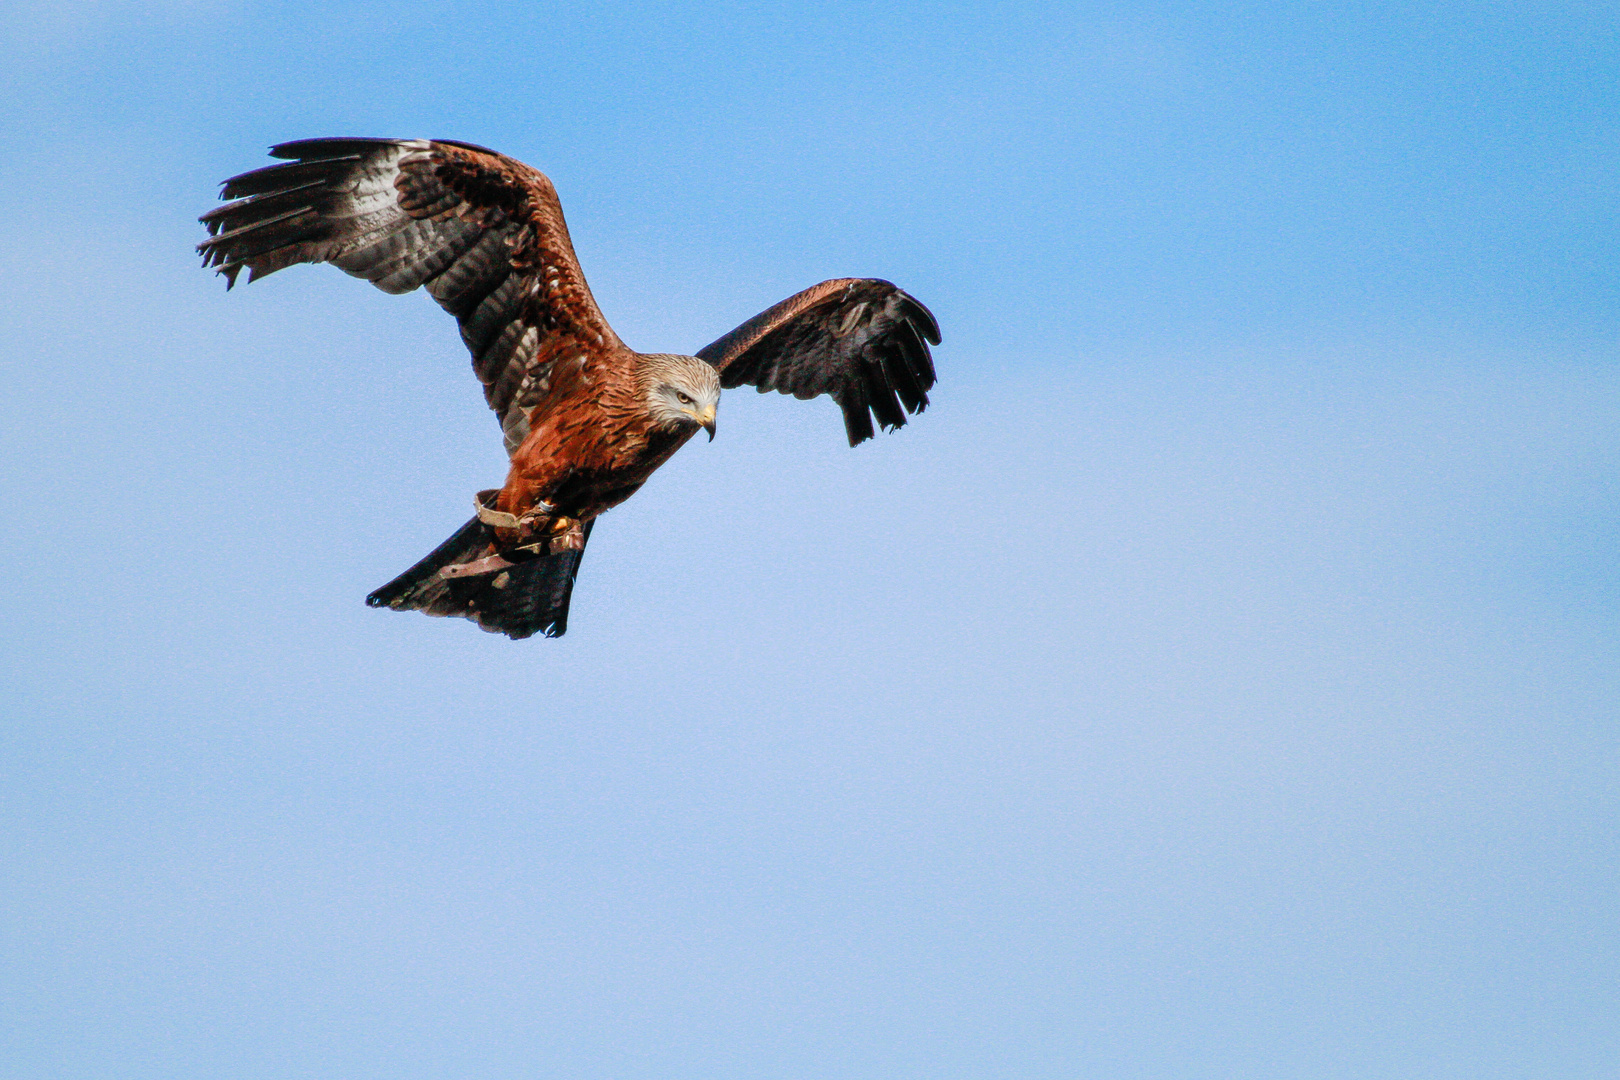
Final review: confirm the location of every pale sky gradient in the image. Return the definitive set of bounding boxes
[2,3,1617,1078]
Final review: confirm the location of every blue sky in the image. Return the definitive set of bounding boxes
[2,3,1617,1078]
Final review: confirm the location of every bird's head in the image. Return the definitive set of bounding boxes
[639,353,721,440]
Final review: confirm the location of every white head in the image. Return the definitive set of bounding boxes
[638,353,722,440]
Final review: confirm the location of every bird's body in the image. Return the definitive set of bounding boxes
[497,352,718,528]
[200,137,939,638]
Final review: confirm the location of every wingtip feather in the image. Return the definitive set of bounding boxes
[268,136,403,161]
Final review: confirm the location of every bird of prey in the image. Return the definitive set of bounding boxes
[199,137,940,639]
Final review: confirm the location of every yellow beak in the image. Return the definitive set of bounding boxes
[693,404,717,440]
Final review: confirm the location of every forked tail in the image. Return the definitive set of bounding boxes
[366,517,595,639]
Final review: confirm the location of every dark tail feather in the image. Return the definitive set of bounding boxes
[366,518,594,640]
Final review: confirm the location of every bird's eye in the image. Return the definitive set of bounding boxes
[676,392,693,405]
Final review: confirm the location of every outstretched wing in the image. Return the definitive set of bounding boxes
[696,278,941,446]
[199,137,620,453]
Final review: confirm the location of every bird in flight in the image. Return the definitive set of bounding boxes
[199,138,940,639]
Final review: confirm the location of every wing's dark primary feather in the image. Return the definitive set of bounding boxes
[696,278,941,446]
[198,138,620,453]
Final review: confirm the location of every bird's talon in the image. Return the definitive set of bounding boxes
[515,501,558,528]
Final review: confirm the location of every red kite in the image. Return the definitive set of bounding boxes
[199,138,940,639]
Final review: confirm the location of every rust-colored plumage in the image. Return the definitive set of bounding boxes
[199,137,941,639]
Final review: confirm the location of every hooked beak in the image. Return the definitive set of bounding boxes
[696,404,717,440]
